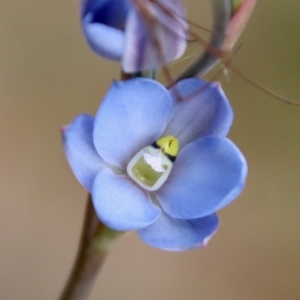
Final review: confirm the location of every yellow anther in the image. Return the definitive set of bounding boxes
[156,136,179,157]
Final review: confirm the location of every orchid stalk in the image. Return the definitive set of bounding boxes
[59,1,256,299]
[59,196,123,300]
[176,0,257,81]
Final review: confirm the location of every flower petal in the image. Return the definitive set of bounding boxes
[81,0,130,60]
[156,136,247,219]
[138,211,219,251]
[163,78,233,148]
[62,114,105,192]
[92,168,161,231]
[123,0,187,72]
[93,78,173,169]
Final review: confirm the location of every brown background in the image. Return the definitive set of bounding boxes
[1,1,300,299]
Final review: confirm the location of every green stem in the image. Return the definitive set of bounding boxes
[59,194,124,300]
[174,0,232,82]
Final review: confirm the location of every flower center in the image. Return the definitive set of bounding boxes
[127,136,179,191]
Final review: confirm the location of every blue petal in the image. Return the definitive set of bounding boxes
[81,0,130,60]
[138,212,219,251]
[163,78,233,147]
[123,0,187,72]
[156,136,247,219]
[93,78,173,169]
[92,168,161,231]
[62,114,105,192]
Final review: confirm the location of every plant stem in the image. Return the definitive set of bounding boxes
[174,0,232,82]
[59,194,124,300]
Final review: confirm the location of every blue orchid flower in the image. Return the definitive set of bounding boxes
[81,0,188,72]
[62,78,247,251]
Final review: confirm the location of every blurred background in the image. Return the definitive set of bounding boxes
[0,1,299,299]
